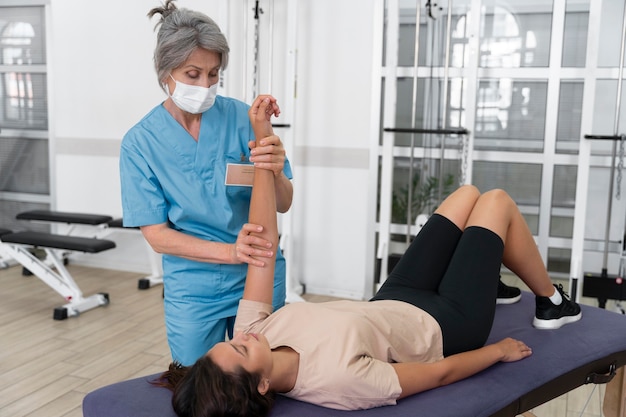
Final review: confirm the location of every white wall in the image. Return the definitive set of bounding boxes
[289,0,377,299]
[48,0,378,299]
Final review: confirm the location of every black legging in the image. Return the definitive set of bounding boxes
[371,214,504,356]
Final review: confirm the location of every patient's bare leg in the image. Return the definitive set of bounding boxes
[464,189,555,297]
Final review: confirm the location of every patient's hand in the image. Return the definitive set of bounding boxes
[495,337,533,362]
[249,95,280,139]
[248,95,285,177]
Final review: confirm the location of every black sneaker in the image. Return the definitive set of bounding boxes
[533,284,582,329]
[496,278,521,304]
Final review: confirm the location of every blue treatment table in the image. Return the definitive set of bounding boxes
[83,292,626,417]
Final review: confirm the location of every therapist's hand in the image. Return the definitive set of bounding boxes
[232,223,274,267]
[249,135,286,178]
[248,95,286,178]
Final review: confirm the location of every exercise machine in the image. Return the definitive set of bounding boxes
[0,226,114,319]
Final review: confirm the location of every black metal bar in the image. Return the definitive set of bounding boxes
[254,0,261,19]
[384,127,469,135]
[271,124,291,128]
[584,134,623,140]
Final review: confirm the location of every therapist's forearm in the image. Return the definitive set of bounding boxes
[275,172,293,213]
[141,224,236,264]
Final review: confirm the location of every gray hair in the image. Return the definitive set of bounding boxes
[147,0,230,92]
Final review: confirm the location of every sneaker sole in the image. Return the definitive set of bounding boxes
[496,294,522,305]
[532,312,582,330]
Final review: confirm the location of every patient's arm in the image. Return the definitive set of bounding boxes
[391,337,532,398]
[242,96,281,305]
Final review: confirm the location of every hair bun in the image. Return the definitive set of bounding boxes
[147,0,178,23]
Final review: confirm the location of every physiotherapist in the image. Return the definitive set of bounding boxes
[119,0,293,366]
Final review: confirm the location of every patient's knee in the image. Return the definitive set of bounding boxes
[480,188,512,206]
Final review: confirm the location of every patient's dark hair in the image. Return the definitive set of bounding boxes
[152,357,275,417]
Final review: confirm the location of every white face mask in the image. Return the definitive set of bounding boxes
[166,74,218,114]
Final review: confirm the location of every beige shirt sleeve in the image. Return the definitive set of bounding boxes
[233,299,273,333]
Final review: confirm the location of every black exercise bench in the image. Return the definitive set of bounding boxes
[0,226,115,319]
[16,209,114,226]
[15,210,163,290]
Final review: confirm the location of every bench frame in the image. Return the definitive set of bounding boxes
[0,237,110,319]
[15,210,163,290]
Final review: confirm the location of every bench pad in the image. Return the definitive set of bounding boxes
[16,210,113,225]
[1,231,115,253]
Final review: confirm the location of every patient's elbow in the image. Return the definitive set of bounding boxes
[277,201,292,213]
[434,365,459,387]
[438,375,456,387]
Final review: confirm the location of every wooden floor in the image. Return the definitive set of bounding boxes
[0,263,171,417]
[0,264,614,417]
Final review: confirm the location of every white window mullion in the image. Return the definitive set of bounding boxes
[366,0,386,298]
[539,0,567,266]
[376,0,400,288]
[462,0,484,185]
[571,0,603,300]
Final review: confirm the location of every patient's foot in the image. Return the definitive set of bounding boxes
[496,278,521,304]
[533,284,582,329]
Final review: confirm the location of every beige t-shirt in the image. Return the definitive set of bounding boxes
[234,299,444,410]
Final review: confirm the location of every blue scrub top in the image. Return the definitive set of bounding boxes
[119,96,292,322]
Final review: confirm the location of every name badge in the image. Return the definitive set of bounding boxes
[225,163,255,187]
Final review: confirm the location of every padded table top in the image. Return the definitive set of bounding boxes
[83,292,626,417]
[1,231,116,253]
[16,210,113,225]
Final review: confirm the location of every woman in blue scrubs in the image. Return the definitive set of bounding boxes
[119,0,293,366]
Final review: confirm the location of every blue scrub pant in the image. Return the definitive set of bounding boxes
[167,315,237,366]
[166,278,286,366]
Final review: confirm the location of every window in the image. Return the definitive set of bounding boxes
[0,6,47,129]
[0,5,49,232]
